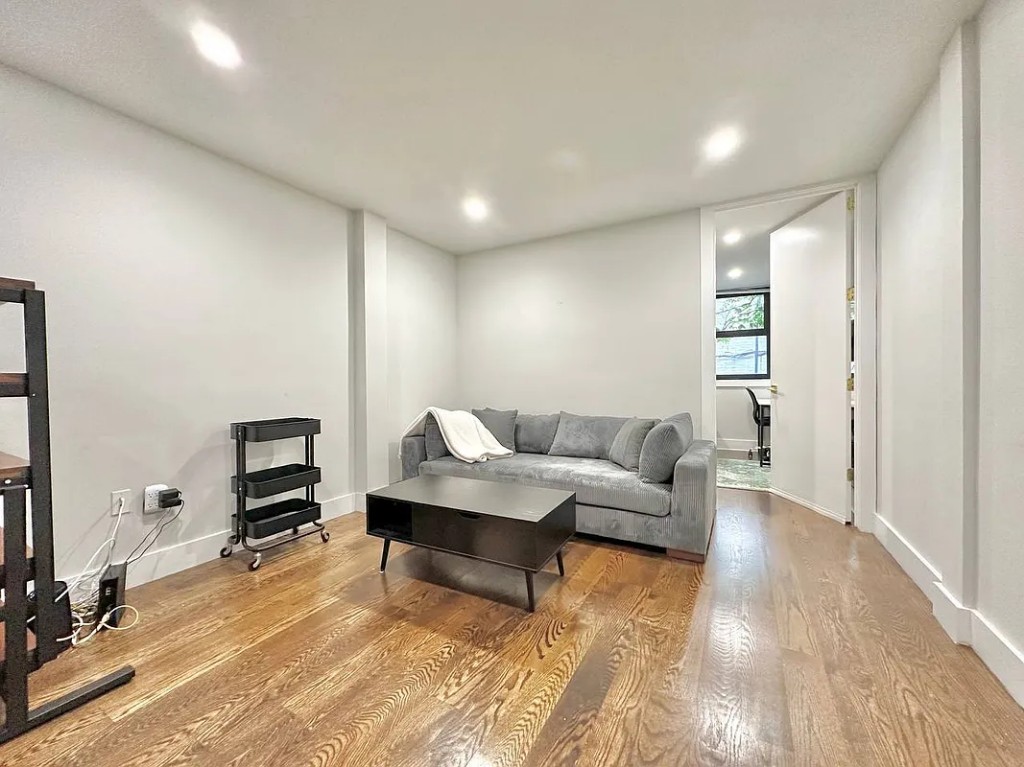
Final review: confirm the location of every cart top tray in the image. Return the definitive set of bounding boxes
[232,417,320,442]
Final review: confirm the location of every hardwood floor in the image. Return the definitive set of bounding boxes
[4,489,1024,766]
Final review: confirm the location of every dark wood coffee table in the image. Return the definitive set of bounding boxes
[366,475,576,612]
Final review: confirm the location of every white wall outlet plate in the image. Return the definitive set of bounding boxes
[144,483,169,514]
[111,489,131,517]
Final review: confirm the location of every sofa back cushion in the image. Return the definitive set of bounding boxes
[424,413,450,461]
[515,413,560,454]
[472,407,518,451]
[638,412,694,483]
[609,418,659,471]
[548,411,629,460]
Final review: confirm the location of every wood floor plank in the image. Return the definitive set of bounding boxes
[2,498,1023,767]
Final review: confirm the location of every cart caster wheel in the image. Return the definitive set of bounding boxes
[320,529,330,543]
[249,554,262,571]
[219,546,233,558]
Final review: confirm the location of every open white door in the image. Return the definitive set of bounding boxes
[769,193,851,522]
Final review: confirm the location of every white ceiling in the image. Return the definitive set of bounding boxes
[715,193,835,290]
[0,0,982,254]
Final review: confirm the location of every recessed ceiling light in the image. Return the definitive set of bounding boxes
[727,267,744,279]
[704,126,742,161]
[722,230,743,245]
[462,195,490,222]
[191,21,242,70]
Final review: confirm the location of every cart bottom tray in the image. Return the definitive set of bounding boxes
[236,498,322,539]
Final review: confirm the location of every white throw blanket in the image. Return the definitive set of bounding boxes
[401,407,513,464]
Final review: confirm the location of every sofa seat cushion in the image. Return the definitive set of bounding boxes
[419,454,671,517]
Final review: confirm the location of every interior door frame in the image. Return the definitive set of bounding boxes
[700,176,877,534]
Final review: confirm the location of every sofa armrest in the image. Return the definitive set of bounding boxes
[401,435,427,480]
[669,439,717,556]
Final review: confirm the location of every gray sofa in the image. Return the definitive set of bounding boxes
[400,409,716,561]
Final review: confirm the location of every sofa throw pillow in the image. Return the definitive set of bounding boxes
[424,413,450,461]
[638,413,694,483]
[472,407,518,451]
[515,413,560,454]
[548,412,629,460]
[609,418,659,472]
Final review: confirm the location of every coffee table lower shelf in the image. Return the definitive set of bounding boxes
[373,535,565,612]
[366,474,577,613]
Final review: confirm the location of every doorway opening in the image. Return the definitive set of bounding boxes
[710,189,857,524]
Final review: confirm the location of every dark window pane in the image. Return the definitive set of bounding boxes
[716,294,766,332]
[716,335,769,377]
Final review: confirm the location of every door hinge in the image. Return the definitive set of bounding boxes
[847,467,854,482]
[847,376,855,391]
[847,192,856,211]
[847,286,855,302]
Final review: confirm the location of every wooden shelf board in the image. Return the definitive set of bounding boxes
[0,450,29,483]
[0,373,28,398]
[0,277,34,291]
[0,276,35,306]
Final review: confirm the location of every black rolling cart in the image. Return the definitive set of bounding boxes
[0,277,134,743]
[222,418,330,571]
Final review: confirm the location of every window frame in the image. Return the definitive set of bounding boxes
[715,290,771,381]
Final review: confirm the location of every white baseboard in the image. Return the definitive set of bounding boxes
[972,610,1024,707]
[769,486,848,524]
[873,513,940,594]
[107,493,358,589]
[717,438,758,453]
[717,448,754,460]
[930,581,974,645]
[874,513,1024,708]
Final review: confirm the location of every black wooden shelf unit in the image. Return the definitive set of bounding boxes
[0,277,134,744]
[223,417,329,571]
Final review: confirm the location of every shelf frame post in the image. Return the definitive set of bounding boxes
[23,288,58,662]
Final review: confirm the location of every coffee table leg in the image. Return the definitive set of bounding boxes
[525,571,536,612]
[380,539,391,572]
[556,549,565,577]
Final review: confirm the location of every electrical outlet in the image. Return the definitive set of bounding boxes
[110,489,131,517]
[144,484,169,514]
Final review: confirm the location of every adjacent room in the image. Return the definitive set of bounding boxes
[1,0,1023,764]
[714,191,855,527]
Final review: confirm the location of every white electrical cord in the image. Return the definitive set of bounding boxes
[27,497,128,626]
[48,495,128,613]
[30,496,139,646]
[66,604,140,646]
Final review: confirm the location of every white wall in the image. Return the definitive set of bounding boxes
[876,4,1024,706]
[716,384,769,453]
[877,81,951,577]
[457,212,703,425]
[977,0,1024,679]
[349,211,390,495]
[0,65,353,587]
[387,230,458,479]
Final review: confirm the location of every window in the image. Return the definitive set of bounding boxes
[716,292,769,379]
